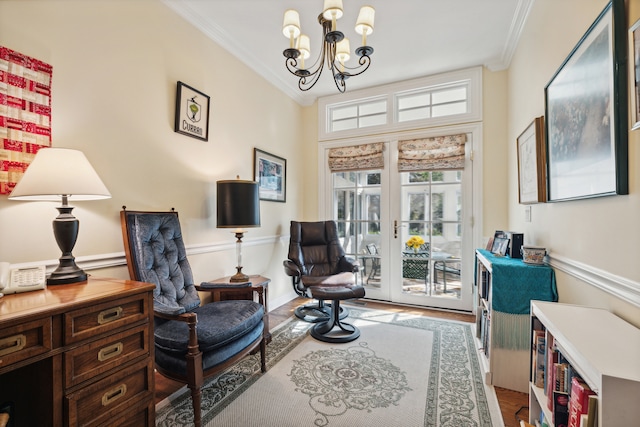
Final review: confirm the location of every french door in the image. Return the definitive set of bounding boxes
[328,137,476,311]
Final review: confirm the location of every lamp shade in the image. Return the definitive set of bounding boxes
[282,9,301,39]
[9,148,111,201]
[355,6,375,35]
[216,179,260,228]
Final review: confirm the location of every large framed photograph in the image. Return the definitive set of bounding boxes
[517,117,547,204]
[629,18,640,130]
[254,148,286,202]
[174,81,210,141]
[544,0,628,202]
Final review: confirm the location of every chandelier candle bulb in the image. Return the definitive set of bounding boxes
[298,34,311,68]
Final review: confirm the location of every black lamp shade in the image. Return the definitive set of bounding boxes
[216,180,260,228]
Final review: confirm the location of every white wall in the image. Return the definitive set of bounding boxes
[507,0,640,326]
[0,0,304,307]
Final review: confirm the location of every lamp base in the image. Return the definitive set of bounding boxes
[47,267,87,285]
[228,271,250,283]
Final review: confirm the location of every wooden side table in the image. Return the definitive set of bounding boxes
[196,275,271,343]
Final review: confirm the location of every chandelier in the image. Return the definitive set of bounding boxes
[282,0,375,93]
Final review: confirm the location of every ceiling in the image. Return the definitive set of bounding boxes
[162,0,533,106]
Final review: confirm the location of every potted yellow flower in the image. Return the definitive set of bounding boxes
[406,236,425,253]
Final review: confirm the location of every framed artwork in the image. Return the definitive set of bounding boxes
[517,117,547,204]
[544,0,628,202]
[174,81,210,141]
[254,148,286,202]
[629,18,640,130]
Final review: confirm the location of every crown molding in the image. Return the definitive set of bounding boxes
[486,0,534,71]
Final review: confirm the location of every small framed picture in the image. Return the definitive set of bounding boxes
[174,81,210,141]
[491,237,510,256]
[254,148,286,202]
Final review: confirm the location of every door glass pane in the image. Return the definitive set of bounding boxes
[332,170,382,288]
[401,170,461,299]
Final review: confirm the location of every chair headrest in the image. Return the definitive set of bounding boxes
[300,221,328,246]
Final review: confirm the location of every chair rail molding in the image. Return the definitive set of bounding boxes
[548,253,640,308]
[9,235,282,273]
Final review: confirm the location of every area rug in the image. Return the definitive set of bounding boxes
[155,306,504,427]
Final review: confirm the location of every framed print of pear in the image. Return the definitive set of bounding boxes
[174,81,210,141]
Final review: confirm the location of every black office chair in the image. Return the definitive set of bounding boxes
[120,208,266,427]
[283,220,359,323]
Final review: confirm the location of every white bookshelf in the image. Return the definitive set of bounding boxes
[529,301,640,426]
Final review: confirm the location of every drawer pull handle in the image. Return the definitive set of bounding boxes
[102,384,127,406]
[0,334,26,357]
[97,306,123,325]
[98,342,123,362]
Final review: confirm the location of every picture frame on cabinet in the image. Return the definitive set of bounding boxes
[629,17,640,130]
[544,0,628,202]
[174,81,210,141]
[254,148,287,202]
[517,116,547,204]
[491,237,509,256]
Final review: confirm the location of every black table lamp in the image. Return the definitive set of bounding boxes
[216,178,260,282]
[9,148,111,285]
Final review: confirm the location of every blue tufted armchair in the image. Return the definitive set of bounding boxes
[120,209,265,427]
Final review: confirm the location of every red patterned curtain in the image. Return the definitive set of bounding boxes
[328,142,384,172]
[398,134,467,172]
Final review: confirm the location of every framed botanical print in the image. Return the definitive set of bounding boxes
[174,81,210,141]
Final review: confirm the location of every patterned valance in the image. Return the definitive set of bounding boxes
[398,134,467,172]
[328,142,384,172]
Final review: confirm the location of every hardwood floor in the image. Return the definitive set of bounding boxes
[155,297,528,426]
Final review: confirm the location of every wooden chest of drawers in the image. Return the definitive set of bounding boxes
[0,278,155,427]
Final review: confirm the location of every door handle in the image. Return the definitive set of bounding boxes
[394,220,398,238]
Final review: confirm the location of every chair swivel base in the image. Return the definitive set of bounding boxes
[309,285,365,343]
[295,300,348,323]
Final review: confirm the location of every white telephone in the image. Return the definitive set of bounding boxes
[0,263,46,296]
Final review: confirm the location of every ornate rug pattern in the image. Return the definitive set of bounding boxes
[155,307,503,426]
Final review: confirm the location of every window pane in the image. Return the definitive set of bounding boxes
[398,92,430,110]
[332,117,358,132]
[331,105,358,120]
[333,172,356,187]
[359,100,386,116]
[360,113,386,128]
[432,101,467,117]
[367,172,381,185]
[409,172,430,183]
[432,87,466,104]
[398,107,430,122]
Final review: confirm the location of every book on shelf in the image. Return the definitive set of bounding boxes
[553,390,570,427]
[585,395,597,427]
[546,335,558,410]
[532,330,545,388]
[568,376,595,427]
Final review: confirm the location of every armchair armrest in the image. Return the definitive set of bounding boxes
[196,281,252,290]
[339,256,360,273]
[283,259,301,277]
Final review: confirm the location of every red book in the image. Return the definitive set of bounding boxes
[568,377,595,427]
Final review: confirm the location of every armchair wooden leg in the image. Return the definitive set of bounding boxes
[260,336,267,373]
[189,384,203,427]
[186,314,204,427]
